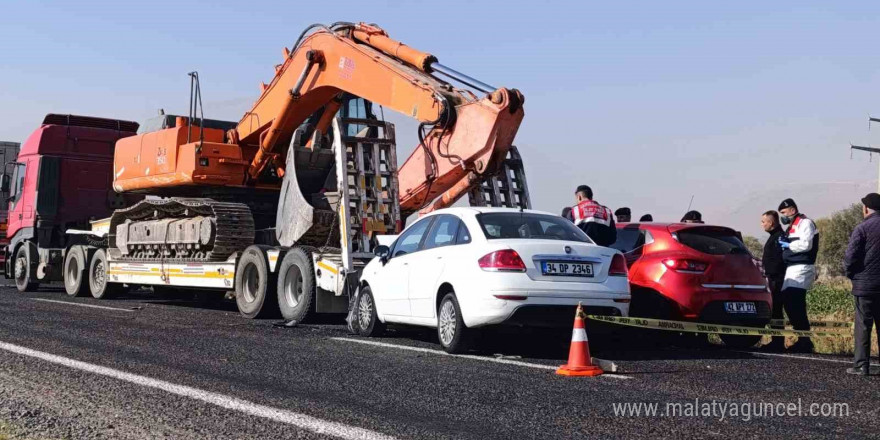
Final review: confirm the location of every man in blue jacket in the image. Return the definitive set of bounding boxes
[844,193,880,375]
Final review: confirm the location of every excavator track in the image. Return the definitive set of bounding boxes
[108,198,255,263]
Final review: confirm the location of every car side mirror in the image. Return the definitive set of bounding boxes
[375,245,390,264]
[1,174,9,193]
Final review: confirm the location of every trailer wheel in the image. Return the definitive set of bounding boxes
[13,245,38,292]
[276,247,316,323]
[64,246,90,297]
[88,249,120,299]
[235,245,278,319]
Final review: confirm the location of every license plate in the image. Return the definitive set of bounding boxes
[541,261,593,277]
[724,302,757,314]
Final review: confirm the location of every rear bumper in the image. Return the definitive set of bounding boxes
[462,293,630,328]
[502,304,623,328]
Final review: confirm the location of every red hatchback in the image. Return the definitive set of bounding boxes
[611,222,771,347]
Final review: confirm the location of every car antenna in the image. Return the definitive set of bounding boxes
[685,195,694,213]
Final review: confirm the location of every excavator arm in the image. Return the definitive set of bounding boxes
[235,22,524,215]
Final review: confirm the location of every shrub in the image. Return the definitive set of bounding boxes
[816,204,863,277]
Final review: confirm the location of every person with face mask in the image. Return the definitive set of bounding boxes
[777,198,819,353]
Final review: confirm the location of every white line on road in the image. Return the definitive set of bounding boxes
[734,350,852,365]
[332,337,631,380]
[0,340,395,440]
[31,298,136,312]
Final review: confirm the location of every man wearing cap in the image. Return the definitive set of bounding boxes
[571,185,617,246]
[615,207,632,223]
[777,198,820,353]
[844,193,880,375]
[681,210,704,224]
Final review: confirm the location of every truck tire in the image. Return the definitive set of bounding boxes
[13,245,38,292]
[64,246,90,297]
[276,247,316,323]
[235,245,278,319]
[88,248,120,299]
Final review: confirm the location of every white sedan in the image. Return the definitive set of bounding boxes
[356,207,631,353]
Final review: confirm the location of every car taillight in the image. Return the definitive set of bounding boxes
[609,253,628,277]
[663,259,708,273]
[478,250,527,272]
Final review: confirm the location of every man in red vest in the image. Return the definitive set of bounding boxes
[570,185,617,246]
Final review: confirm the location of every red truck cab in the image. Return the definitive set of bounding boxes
[3,114,139,291]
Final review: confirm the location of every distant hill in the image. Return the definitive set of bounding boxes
[711,180,876,238]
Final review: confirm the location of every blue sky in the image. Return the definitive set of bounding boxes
[2,1,880,236]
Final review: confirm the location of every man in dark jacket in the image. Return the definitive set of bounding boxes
[570,185,617,246]
[761,210,787,351]
[844,193,880,375]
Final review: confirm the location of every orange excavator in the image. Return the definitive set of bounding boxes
[113,22,524,214]
[72,22,525,320]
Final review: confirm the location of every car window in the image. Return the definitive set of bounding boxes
[477,212,591,243]
[456,222,472,244]
[676,227,750,256]
[610,226,646,253]
[424,215,461,250]
[392,217,433,257]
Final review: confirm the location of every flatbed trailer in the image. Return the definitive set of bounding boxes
[65,110,401,320]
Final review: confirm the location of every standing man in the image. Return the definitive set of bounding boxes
[761,210,787,351]
[571,185,617,246]
[777,198,819,353]
[844,193,880,375]
[615,207,632,223]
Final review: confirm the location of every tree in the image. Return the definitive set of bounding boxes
[743,235,764,259]
[816,203,863,277]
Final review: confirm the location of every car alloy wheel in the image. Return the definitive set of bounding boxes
[438,299,457,347]
[358,292,374,332]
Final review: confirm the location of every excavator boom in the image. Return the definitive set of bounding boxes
[113,22,524,216]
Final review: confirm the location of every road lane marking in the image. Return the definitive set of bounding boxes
[332,337,631,380]
[32,298,136,312]
[733,350,852,365]
[0,340,395,440]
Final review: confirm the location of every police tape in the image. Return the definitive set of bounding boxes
[586,315,849,338]
[768,319,852,329]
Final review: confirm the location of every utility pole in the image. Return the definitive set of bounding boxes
[850,117,880,193]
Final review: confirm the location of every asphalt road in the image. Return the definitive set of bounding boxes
[0,285,876,439]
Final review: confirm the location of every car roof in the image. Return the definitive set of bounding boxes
[617,222,737,232]
[424,206,557,217]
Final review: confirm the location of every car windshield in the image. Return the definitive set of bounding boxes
[676,227,750,256]
[477,212,592,243]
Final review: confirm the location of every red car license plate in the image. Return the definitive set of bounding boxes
[724,302,757,314]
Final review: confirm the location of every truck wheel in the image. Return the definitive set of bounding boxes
[64,246,89,297]
[88,249,120,299]
[276,247,316,323]
[235,245,278,319]
[438,293,471,354]
[13,245,38,292]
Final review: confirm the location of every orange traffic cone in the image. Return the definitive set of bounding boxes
[556,303,603,377]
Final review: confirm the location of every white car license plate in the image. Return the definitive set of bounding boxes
[542,261,593,277]
[724,302,757,314]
